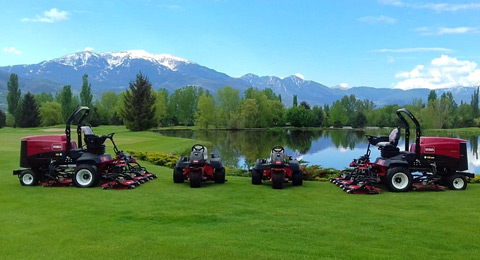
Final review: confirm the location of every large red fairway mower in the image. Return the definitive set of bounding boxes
[13,106,156,189]
[173,144,225,188]
[332,108,474,194]
[251,146,303,189]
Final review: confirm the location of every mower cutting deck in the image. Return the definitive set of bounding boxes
[251,146,303,189]
[331,108,475,194]
[13,106,156,190]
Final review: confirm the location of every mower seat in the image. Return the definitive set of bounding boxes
[81,126,107,155]
[376,128,400,148]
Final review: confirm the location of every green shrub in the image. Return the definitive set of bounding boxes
[300,164,342,181]
[128,151,180,168]
[468,174,480,183]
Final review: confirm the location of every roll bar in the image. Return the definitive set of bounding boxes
[65,106,90,158]
[396,108,421,158]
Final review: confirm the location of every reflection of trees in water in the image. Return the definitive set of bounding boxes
[284,130,321,154]
[467,135,479,160]
[324,130,364,150]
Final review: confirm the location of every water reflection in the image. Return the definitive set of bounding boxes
[156,129,480,173]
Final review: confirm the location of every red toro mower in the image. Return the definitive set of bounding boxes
[13,106,156,189]
[251,146,303,189]
[332,108,475,194]
[173,144,225,188]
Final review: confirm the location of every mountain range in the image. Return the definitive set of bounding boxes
[0,50,477,111]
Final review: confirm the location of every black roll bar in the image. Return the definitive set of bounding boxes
[65,106,90,158]
[396,108,421,158]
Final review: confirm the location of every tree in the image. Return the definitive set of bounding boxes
[17,92,41,127]
[285,106,313,127]
[35,92,54,105]
[39,101,63,126]
[299,101,311,110]
[293,95,298,107]
[217,86,241,128]
[97,91,121,125]
[427,90,437,102]
[121,73,156,131]
[80,73,93,107]
[471,87,479,118]
[0,109,6,128]
[58,85,76,121]
[328,100,348,127]
[7,73,21,126]
[195,94,216,129]
[311,105,325,127]
[155,89,168,126]
[241,99,259,128]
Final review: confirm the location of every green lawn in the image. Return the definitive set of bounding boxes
[1,126,480,259]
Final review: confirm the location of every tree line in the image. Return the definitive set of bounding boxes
[1,72,479,130]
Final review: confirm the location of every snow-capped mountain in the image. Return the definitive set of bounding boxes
[0,50,478,109]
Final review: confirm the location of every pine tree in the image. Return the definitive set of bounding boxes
[121,73,156,131]
[80,73,93,107]
[471,86,479,118]
[7,73,21,126]
[17,92,41,127]
[293,95,298,107]
[0,109,6,128]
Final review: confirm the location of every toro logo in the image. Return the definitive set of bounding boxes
[424,147,435,153]
[51,144,63,151]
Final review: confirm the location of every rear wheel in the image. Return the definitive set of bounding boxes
[19,169,38,186]
[446,174,467,190]
[252,169,262,185]
[190,171,201,188]
[272,172,284,189]
[173,168,184,183]
[214,167,225,184]
[73,164,99,188]
[385,167,412,192]
[292,170,303,186]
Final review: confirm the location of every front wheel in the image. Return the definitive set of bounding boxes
[19,170,39,186]
[190,171,201,188]
[73,164,99,188]
[272,172,284,189]
[446,174,467,190]
[385,167,412,192]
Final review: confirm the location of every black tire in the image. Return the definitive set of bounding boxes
[190,171,201,188]
[252,169,262,185]
[214,167,225,184]
[272,172,284,189]
[292,170,303,186]
[385,167,412,192]
[446,174,467,190]
[19,169,39,186]
[73,164,99,188]
[173,168,184,183]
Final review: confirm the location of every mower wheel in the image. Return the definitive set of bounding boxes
[190,172,201,188]
[385,167,412,192]
[173,168,184,183]
[19,169,39,186]
[73,164,99,188]
[292,170,303,186]
[446,174,467,190]
[252,169,262,185]
[272,173,284,189]
[214,168,226,184]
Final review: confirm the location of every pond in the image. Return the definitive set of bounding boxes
[156,129,480,173]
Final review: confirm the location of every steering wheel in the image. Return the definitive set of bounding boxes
[271,146,285,153]
[192,144,205,152]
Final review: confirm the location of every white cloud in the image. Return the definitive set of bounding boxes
[416,26,478,35]
[3,47,22,55]
[379,0,480,12]
[22,8,69,23]
[358,15,397,24]
[84,47,94,52]
[372,47,453,53]
[394,55,480,90]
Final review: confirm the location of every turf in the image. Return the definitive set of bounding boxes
[1,126,480,259]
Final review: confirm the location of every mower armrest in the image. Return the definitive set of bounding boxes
[459,171,475,178]
[367,135,389,146]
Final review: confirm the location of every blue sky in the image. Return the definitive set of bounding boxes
[1,0,479,89]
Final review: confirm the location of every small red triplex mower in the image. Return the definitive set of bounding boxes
[332,108,475,194]
[173,144,225,188]
[251,146,303,189]
[13,106,156,189]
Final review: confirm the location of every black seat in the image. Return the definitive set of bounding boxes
[367,128,401,158]
[81,126,107,155]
